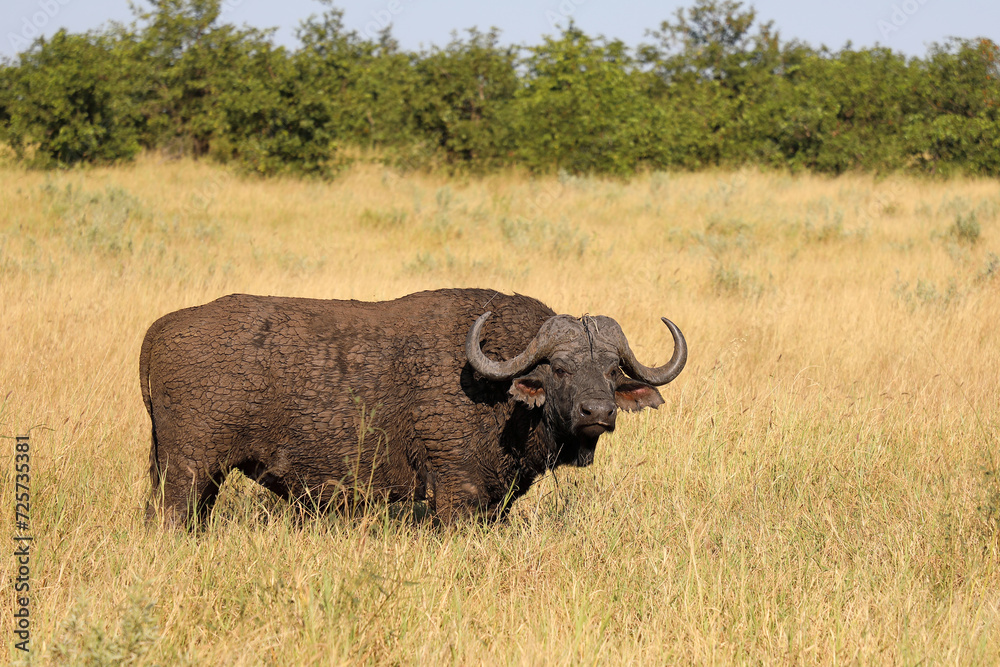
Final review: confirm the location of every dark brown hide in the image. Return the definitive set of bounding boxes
[140,289,685,526]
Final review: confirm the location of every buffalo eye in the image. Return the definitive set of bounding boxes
[552,366,572,379]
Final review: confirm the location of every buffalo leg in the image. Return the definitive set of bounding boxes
[430,473,491,524]
[147,457,227,529]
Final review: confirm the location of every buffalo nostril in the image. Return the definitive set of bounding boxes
[580,400,615,422]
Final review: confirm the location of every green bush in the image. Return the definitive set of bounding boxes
[413,29,519,169]
[3,30,145,167]
[512,26,660,175]
[0,0,997,177]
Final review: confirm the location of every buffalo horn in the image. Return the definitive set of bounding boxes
[465,312,551,381]
[615,317,688,386]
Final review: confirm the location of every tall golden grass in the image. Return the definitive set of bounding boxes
[1,156,999,664]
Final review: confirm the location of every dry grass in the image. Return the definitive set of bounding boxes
[1,156,999,664]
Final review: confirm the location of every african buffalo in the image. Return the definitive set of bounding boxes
[140,288,686,526]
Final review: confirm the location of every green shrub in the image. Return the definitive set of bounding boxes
[0,0,997,177]
[951,212,981,244]
[4,30,145,167]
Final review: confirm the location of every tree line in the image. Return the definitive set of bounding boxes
[1,0,997,177]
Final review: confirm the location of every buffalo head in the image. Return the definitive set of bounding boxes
[466,312,687,467]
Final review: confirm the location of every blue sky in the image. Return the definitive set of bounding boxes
[2,0,997,61]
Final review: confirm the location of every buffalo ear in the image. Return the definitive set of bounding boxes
[615,381,664,412]
[509,368,546,408]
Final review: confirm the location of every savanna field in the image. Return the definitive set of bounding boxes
[1,157,999,664]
